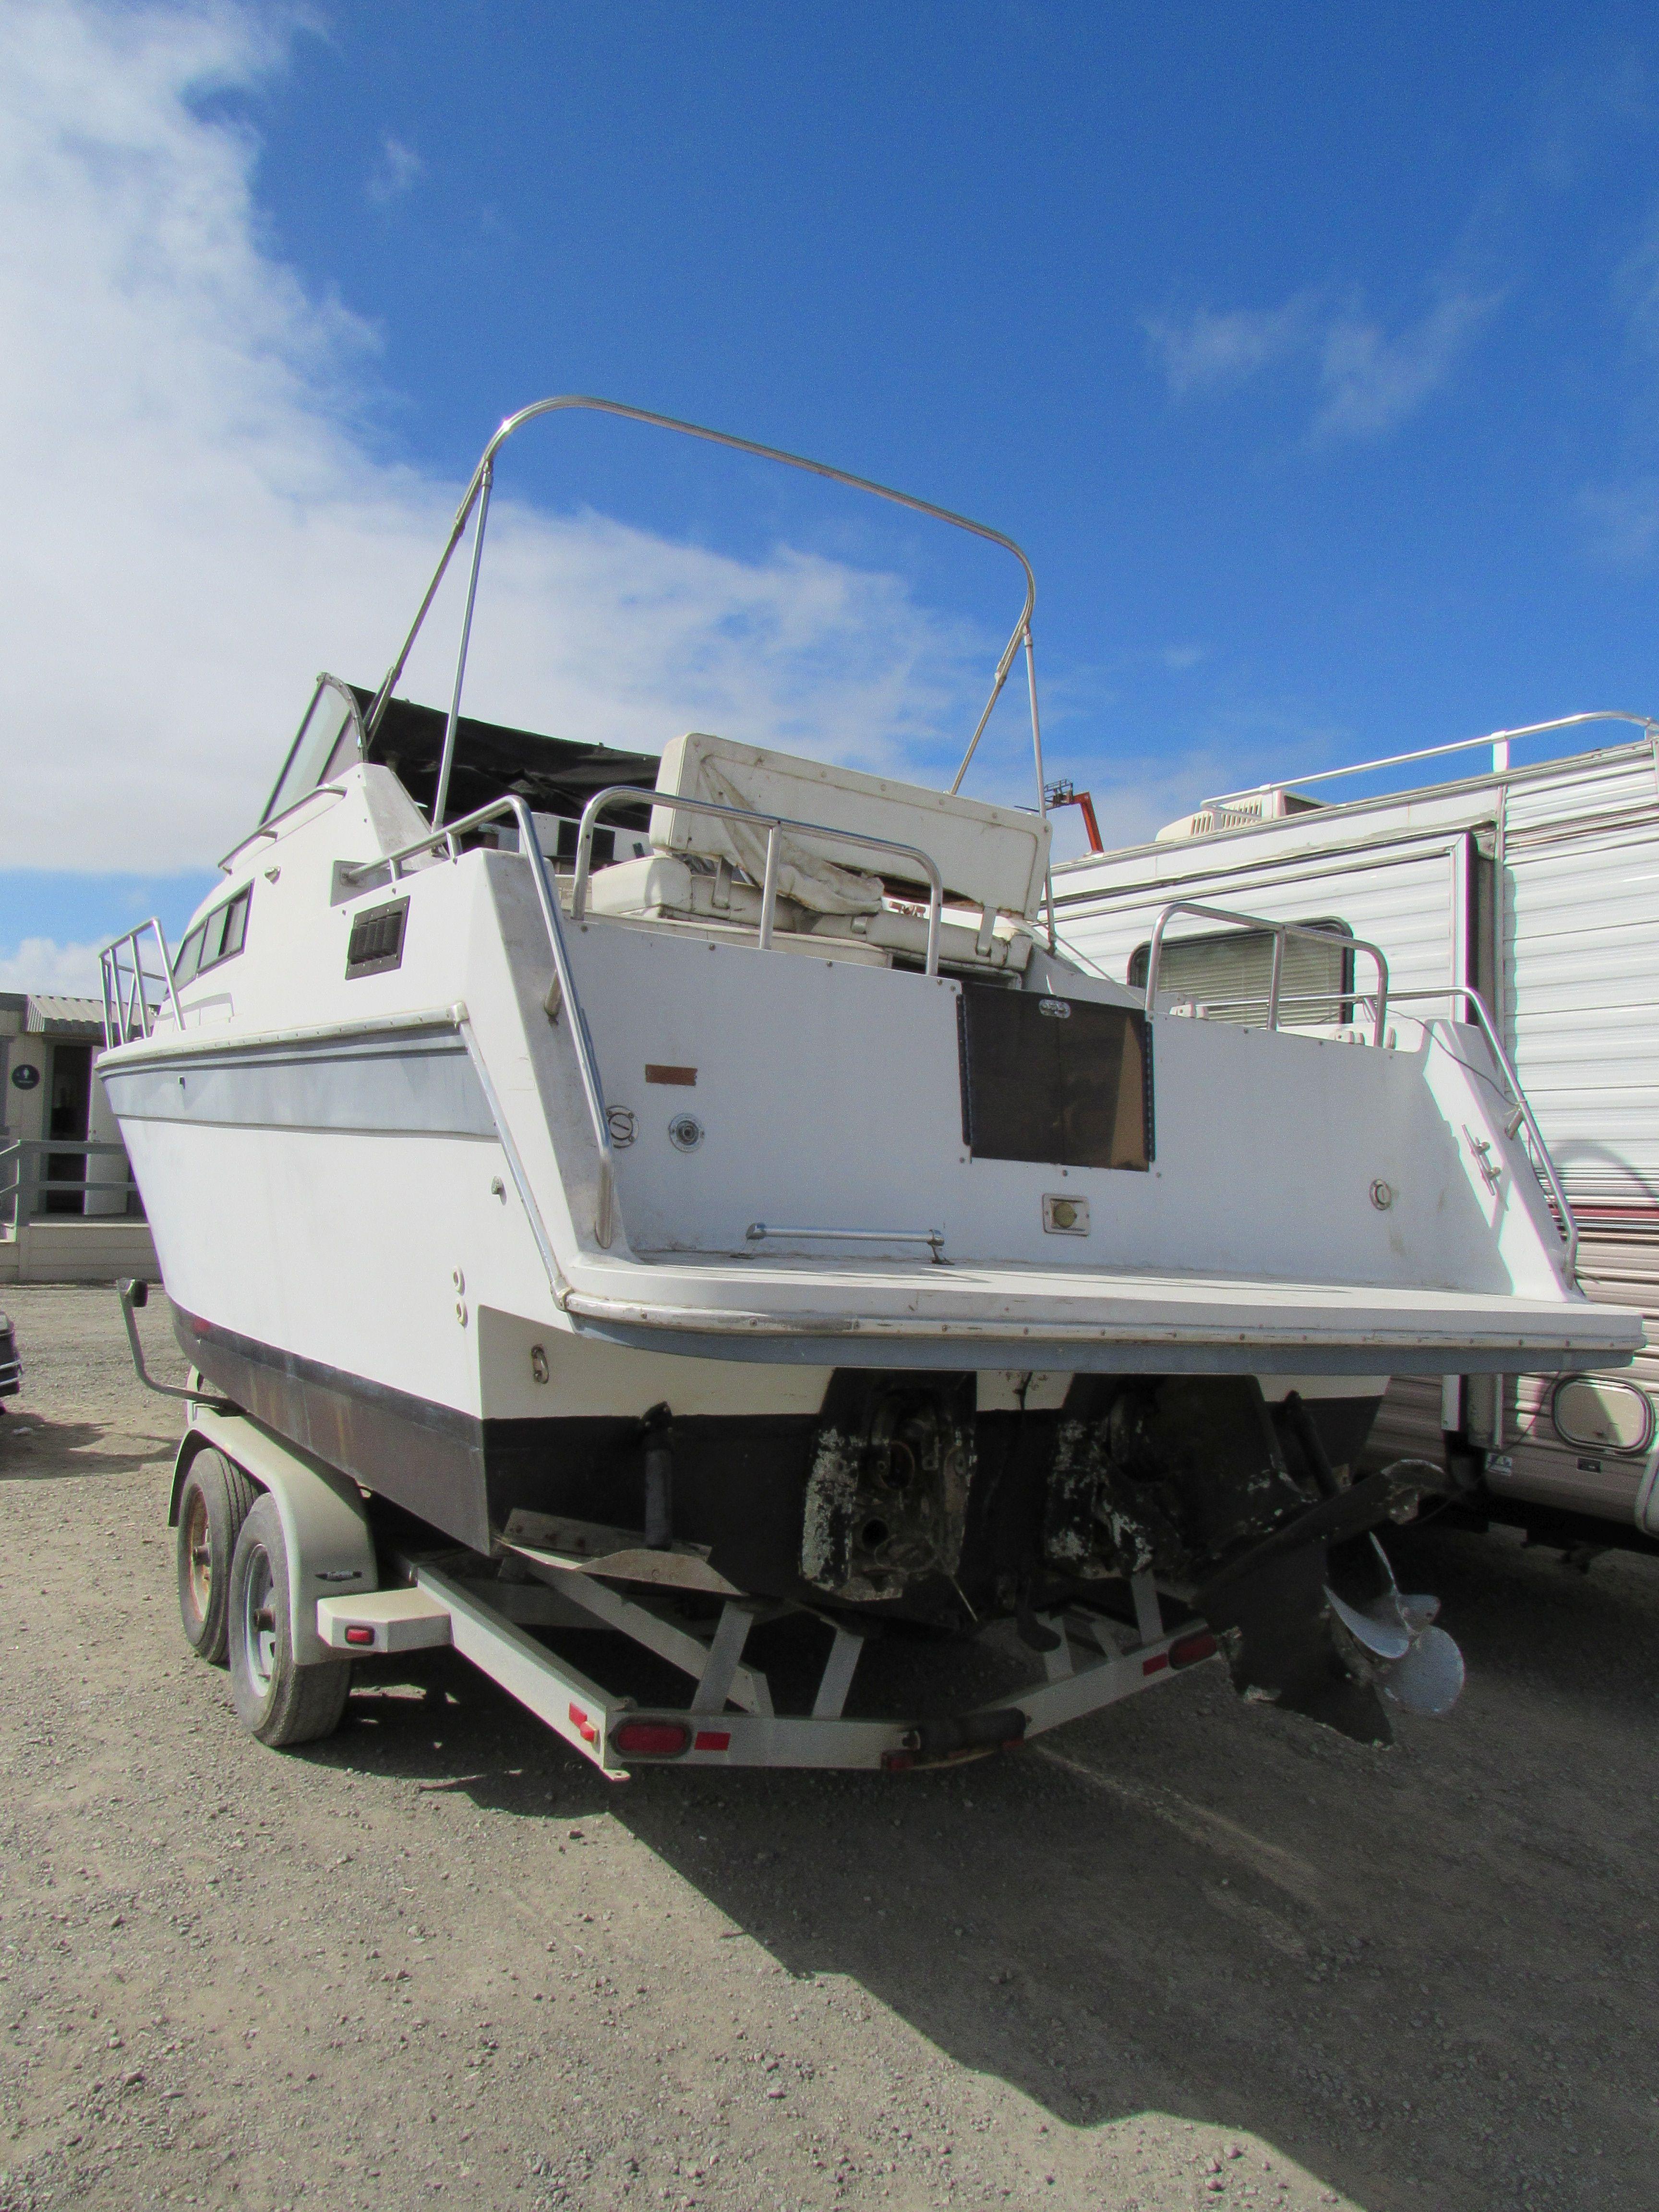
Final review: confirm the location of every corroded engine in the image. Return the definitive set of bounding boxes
[799,1373,976,1603]
[1040,1376,1313,1582]
[797,1371,1331,1613]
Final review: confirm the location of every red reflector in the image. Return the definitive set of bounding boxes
[1170,1631,1218,1670]
[612,1719,691,1757]
[881,1749,916,1773]
[343,1625,375,1647]
[1141,1652,1170,1675]
[567,1702,599,1745]
[692,1729,732,1753]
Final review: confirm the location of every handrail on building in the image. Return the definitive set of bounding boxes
[569,784,947,976]
[1202,710,1659,817]
[0,1138,144,1225]
[99,919,182,1048]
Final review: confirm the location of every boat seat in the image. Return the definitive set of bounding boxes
[584,852,1034,971]
[583,853,810,933]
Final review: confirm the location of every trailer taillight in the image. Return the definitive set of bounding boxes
[1170,1632,1218,1669]
[343,1625,375,1647]
[612,1719,692,1757]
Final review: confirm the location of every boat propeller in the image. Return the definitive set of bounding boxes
[1325,1534,1465,1718]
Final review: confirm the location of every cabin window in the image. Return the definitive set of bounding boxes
[958,986,1152,1171]
[1127,917,1354,1026]
[173,885,252,987]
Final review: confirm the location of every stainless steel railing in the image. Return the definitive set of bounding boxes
[1199,710,1659,815]
[0,1139,143,1226]
[100,919,182,1047]
[569,785,947,976]
[345,793,621,1247]
[1386,985,1578,1285]
[1142,901,1392,1047]
[1142,898,1576,1283]
[358,394,1058,951]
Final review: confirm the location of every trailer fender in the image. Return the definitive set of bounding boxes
[175,1407,378,1666]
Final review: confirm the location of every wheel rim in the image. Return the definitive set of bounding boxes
[183,1487,213,1627]
[241,1544,278,1697]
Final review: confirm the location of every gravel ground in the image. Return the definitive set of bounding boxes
[0,1283,1656,2212]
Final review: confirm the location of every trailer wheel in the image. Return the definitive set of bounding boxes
[227,1495,351,1748]
[175,1447,258,1666]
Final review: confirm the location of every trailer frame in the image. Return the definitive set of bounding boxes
[172,1400,1221,1779]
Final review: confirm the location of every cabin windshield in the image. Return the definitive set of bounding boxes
[258,673,661,836]
[262,678,364,823]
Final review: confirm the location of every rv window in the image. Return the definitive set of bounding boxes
[1127,919,1354,1026]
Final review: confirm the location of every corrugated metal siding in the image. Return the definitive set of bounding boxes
[1062,846,1459,1002]
[1502,750,1657,835]
[1505,818,1659,1210]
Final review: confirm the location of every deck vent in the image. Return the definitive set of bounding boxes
[345,896,409,979]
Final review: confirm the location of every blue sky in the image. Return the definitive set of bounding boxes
[5,1,1659,986]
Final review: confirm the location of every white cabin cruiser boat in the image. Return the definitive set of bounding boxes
[98,398,1642,1761]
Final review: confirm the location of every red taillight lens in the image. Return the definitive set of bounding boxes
[612,1719,691,1757]
[1170,1631,1219,1670]
[343,1625,375,1648]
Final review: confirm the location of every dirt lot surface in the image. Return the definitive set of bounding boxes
[0,1286,1655,2212]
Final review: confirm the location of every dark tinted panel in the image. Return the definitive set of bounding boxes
[217,888,250,962]
[958,986,1152,1171]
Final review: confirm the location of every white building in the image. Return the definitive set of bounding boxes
[0,991,159,1283]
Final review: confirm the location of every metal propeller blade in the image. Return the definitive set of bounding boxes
[1325,1586,1411,1661]
[1380,1623,1466,1716]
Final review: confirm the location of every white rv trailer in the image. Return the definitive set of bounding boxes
[1054,713,1659,1557]
[95,399,1639,1773]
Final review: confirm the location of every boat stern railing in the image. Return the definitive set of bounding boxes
[346,794,620,1247]
[1387,985,1579,1286]
[99,919,182,1048]
[1141,899,1576,1284]
[1142,901,1392,1047]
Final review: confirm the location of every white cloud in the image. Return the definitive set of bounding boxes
[1313,289,1501,439]
[0,0,991,877]
[1140,295,1317,396]
[1577,479,1659,562]
[0,936,104,995]
[1142,281,1500,439]
[367,131,422,204]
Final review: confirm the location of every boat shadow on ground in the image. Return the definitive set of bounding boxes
[0,1415,178,1479]
[314,1522,1659,2212]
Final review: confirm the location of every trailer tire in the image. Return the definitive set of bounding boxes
[176,1447,258,1666]
[227,1495,352,1748]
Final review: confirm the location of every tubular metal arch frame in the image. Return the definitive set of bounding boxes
[361,395,1055,943]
